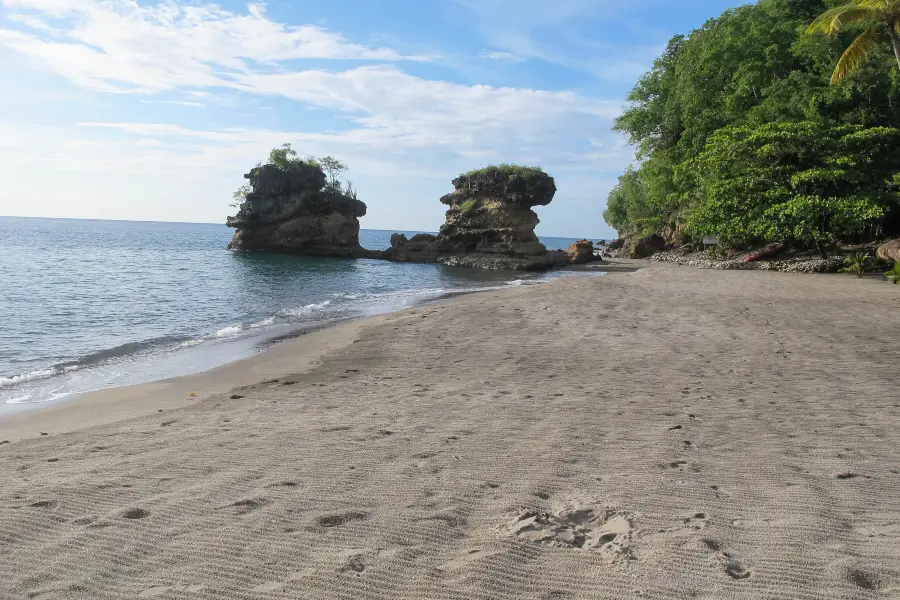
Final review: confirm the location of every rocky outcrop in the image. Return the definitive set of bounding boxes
[877,239,900,263]
[226,163,369,257]
[565,240,595,264]
[624,235,667,259]
[385,166,565,270]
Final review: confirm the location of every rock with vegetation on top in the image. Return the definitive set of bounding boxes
[877,239,900,263]
[226,162,369,257]
[565,240,596,264]
[386,165,565,270]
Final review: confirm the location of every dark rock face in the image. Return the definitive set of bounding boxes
[226,164,368,256]
[386,168,563,271]
[625,235,667,259]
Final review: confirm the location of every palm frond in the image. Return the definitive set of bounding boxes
[832,25,882,82]
[808,5,876,34]
[854,0,900,12]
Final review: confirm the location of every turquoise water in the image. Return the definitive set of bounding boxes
[0,217,587,410]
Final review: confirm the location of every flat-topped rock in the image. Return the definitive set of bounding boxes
[386,166,564,270]
[227,162,368,257]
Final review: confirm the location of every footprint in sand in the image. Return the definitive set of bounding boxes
[722,552,752,579]
[697,536,751,580]
[341,555,366,576]
[122,508,150,520]
[684,512,708,530]
[504,504,634,559]
[317,511,368,528]
[219,498,269,515]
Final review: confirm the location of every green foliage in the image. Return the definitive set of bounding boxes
[318,156,349,191]
[885,262,900,283]
[685,122,899,248]
[268,143,299,170]
[455,164,555,204]
[606,0,900,247]
[460,198,478,214]
[460,163,545,181]
[841,250,872,277]
[231,145,357,211]
[231,183,251,209]
[807,1,900,83]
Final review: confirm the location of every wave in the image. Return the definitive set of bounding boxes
[0,368,57,389]
[283,300,331,317]
[2,334,192,391]
[250,317,276,328]
[215,325,244,338]
[57,336,189,371]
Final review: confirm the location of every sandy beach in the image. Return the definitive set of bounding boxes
[2,262,900,599]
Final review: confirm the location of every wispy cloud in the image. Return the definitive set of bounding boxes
[0,0,426,93]
[455,0,660,83]
[481,51,526,63]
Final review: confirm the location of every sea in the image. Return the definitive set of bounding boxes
[0,217,590,413]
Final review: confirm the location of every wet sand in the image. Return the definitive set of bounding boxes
[2,262,900,599]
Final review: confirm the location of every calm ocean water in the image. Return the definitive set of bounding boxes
[0,217,588,411]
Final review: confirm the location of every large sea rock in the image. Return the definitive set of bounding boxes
[385,167,567,270]
[565,239,595,264]
[226,163,369,257]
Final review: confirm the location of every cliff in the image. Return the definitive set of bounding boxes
[226,163,368,257]
[386,166,567,270]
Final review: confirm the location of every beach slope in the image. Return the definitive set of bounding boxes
[2,264,900,599]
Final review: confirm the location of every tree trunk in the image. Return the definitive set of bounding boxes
[888,20,900,71]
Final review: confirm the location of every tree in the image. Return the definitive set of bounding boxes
[231,183,250,209]
[684,122,900,254]
[317,156,348,192]
[808,0,900,83]
[268,143,299,169]
[606,0,900,244]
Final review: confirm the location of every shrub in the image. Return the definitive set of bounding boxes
[460,163,544,181]
[840,251,871,278]
[460,198,478,214]
[885,263,900,284]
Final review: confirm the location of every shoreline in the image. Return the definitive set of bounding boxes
[0,265,621,441]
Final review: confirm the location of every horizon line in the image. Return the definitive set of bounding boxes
[0,215,607,240]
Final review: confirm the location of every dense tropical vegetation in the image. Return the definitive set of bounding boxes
[605,0,900,251]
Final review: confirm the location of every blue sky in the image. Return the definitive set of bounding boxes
[0,0,746,238]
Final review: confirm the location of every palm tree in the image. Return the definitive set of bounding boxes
[808,0,900,83]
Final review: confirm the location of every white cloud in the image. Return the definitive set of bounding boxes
[0,0,424,93]
[0,120,621,236]
[0,0,630,236]
[481,51,525,63]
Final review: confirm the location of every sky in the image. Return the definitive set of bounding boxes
[0,0,746,238]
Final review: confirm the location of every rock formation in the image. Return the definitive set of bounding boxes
[226,163,369,257]
[565,240,595,264]
[624,234,667,259]
[385,166,567,270]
